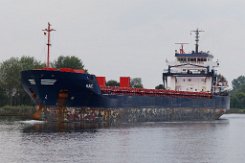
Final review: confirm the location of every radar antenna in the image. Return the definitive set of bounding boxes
[191,29,204,53]
[43,22,55,68]
[175,43,189,54]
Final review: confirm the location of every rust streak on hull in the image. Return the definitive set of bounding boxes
[36,105,226,123]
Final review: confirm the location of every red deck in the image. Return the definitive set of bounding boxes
[100,87,212,98]
[38,67,85,74]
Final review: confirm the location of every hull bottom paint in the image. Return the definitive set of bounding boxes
[38,106,225,123]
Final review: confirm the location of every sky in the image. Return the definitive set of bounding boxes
[0,0,244,88]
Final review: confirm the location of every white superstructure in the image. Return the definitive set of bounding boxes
[163,29,227,93]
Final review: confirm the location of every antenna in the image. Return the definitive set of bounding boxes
[191,29,204,53]
[42,22,55,67]
[175,43,189,54]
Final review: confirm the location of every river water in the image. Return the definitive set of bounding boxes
[0,114,245,163]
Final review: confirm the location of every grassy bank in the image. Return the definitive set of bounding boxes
[226,108,245,114]
[0,105,35,117]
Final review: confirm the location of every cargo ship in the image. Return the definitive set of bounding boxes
[21,24,230,123]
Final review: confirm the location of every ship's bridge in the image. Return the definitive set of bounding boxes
[162,29,221,93]
[175,51,214,64]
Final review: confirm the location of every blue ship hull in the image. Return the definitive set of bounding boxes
[21,70,230,122]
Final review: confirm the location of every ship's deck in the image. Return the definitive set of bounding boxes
[100,87,212,98]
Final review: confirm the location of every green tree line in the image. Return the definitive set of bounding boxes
[230,76,245,109]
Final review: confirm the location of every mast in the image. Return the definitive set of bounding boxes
[191,29,204,53]
[175,43,189,54]
[43,23,55,67]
